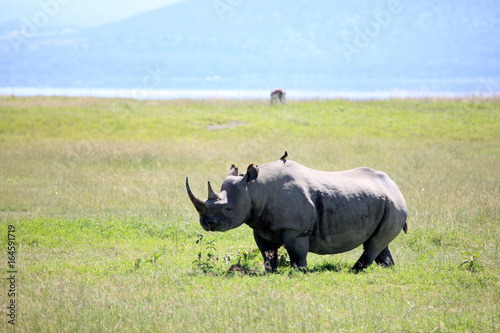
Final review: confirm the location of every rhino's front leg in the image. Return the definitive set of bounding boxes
[281,230,309,270]
[253,231,280,273]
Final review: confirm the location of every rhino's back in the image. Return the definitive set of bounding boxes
[260,161,400,198]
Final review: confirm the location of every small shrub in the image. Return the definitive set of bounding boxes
[277,247,290,267]
[134,252,163,270]
[192,233,220,274]
[459,251,483,272]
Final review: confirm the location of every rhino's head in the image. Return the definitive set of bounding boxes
[186,164,259,232]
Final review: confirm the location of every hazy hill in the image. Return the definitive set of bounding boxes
[1,0,499,91]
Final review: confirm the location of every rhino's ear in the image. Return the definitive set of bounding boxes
[244,164,259,183]
[228,164,239,176]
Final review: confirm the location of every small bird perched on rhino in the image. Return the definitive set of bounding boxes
[280,150,288,162]
[186,153,408,272]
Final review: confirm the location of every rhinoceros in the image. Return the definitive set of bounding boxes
[186,155,408,272]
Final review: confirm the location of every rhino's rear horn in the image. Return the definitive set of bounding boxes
[207,181,220,201]
[186,177,206,213]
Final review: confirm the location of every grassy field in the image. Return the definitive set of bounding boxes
[0,96,499,331]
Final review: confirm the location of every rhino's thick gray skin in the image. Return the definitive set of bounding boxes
[186,159,408,272]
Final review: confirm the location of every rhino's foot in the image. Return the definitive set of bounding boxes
[264,250,278,273]
[290,262,308,273]
[352,250,375,273]
[353,246,395,272]
[374,246,395,267]
[254,231,280,273]
[351,263,368,273]
[351,253,372,273]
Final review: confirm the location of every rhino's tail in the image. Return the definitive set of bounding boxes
[403,222,408,234]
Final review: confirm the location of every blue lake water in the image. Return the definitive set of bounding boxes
[1,85,498,100]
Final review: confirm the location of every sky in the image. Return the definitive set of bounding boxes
[0,0,185,27]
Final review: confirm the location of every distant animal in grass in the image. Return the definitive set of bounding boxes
[270,89,286,105]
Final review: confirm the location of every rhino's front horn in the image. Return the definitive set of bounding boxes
[207,181,220,201]
[186,177,206,213]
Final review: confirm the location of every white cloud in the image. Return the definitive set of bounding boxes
[0,0,186,27]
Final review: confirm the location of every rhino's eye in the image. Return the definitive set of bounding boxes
[223,207,233,212]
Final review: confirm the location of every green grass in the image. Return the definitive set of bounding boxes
[0,96,499,331]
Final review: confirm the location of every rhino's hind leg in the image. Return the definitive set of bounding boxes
[374,246,394,267]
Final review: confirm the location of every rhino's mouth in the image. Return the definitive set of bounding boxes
[201,223,216,231]
[200,216,224,232]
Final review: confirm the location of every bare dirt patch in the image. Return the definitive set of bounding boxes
[207,121,245,131]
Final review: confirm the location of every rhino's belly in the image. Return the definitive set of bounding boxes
[308,196,385,254]
[308,230,371,255]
